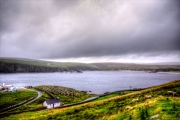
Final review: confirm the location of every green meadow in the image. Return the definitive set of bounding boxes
[35,85,97,104]
[93,91,133,101]
[0,91,51,118]
[0,90,37,109]
[2,80,180,120]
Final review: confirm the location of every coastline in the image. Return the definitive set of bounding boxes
[157,72,180,74]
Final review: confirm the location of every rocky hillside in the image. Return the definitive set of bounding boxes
[1,58,180,73]
[0,58,98,73]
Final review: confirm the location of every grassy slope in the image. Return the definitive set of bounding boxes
[108,96,180,120]
[0,91,51,117]
[3,80,180,120]
[1,58,180,71]
[0,58,97,69]
[0,86,96,118]
[35,85,97,104]
[92,62,180,71]
[93,91,133,102]
[0,90,37,109]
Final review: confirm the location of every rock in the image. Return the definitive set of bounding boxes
[150,114,159,119]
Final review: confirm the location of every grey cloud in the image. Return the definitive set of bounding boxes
[0,0,180,61]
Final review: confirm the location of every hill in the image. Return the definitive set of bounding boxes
[0,57,180,73]
[3,80,180,119]
[35,85,96,104]
[0,90,37,111]
[0,85,96,118]
[0,58,98,73]
[92,62,180,71]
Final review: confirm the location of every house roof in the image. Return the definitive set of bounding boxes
[45,98,60,105]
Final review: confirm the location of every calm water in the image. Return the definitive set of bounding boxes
[0,71,180,94]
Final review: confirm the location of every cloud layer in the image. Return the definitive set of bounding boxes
[0,0,180,62]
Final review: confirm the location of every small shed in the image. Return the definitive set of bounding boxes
[43,98,61,109]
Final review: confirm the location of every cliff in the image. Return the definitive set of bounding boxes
[0,58,180,73]
[0,62,98,73]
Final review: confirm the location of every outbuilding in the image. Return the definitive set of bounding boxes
[43,98,61,109]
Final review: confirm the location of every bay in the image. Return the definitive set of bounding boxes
[0,71,180,94]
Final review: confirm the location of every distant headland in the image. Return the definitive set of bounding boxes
[0,57,180,73]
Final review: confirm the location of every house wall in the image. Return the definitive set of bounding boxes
[47,104,53,109]
[45,102,61,109]
[54,103,61,108]
[43,101,47,107]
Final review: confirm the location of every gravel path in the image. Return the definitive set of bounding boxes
[24,90,42,105]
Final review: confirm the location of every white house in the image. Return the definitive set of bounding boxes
[1,83,17,92]
[9,87,17,92]
[43,98,61,109]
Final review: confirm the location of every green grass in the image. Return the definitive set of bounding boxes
[3,80,180,120]
[111,96,180,120]
[0,90,37,109]
[13,91,51,112]
[92,63,180,71]
[94,91,133,101]
[35,85,97,104]
[0,91,52,118]
[1,58,180,72]
[0,58,97,69]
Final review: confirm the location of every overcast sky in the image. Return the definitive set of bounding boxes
[0,0,180,63]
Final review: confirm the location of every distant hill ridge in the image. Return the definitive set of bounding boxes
[0,58,98,73]
[0,57,180,73]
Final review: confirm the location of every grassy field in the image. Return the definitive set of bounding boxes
[0,91,51,118]
[2,80,180,120]
[107,96,180,119]
[93,91,133,102]
[0,90,37,109]
[35,85,97,104]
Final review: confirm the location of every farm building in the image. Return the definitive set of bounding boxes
[43,98,61,109]
[1,83,17,92]
[3,86,17,92]
[9,87,17,92]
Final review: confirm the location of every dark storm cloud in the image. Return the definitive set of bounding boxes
[0,0,180,60]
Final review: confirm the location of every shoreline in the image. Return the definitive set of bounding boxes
[157,72,180,74]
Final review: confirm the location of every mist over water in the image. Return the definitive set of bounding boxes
[0,71,180,94]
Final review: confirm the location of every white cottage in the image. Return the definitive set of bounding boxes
[2,83,17,92]
[9,87,17,92]
[43,98,61,109]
